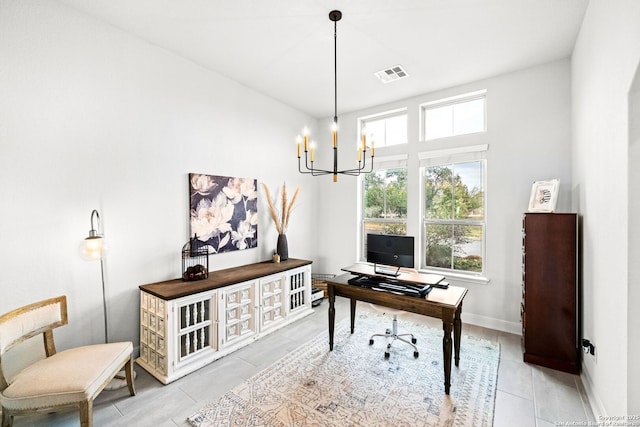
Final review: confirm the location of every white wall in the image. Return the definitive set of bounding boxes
[314,59,573,333]
[629,71,640,416]
[0,0,319,351]
[572,0,640,416]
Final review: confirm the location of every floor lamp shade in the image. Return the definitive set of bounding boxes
[81,236,105,260]
[80,210,107,260]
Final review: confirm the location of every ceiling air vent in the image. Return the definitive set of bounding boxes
[374,65,409,84]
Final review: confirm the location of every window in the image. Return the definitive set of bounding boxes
[359,109,407,148]
[421,91,486,140]
[360,157,408,261]
[420,146,487,274]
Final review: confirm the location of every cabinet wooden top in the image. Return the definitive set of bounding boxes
[140,258,312,300]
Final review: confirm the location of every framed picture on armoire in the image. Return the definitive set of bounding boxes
[527,179,559,212]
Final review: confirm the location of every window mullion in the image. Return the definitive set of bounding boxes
[450,223,455,269]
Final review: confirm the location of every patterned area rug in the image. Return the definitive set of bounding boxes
[188,312,500,427]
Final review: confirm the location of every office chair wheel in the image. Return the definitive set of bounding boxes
[411,337,417,344]
[369,339,374,345]
[414,351,419,358]
[384,351,390,359]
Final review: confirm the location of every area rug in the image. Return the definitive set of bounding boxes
[188,312,500,427]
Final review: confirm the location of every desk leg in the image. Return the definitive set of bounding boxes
[454,304,462,367]
[442,317,453,395]
[328,284,335,351]
[350,298,357,334]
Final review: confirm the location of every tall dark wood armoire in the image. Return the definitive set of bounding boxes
[521,212,579,374]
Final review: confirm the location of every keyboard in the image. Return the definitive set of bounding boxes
[348,276,432,297]
[374,267,400,277]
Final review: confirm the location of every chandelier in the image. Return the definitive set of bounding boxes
[297,10,374,182]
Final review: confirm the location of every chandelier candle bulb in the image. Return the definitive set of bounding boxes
[296,135,302,158]
[358,147,362,162]
[303,127,309,151]
[332,123,337,148]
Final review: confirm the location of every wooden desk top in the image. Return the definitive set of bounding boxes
[328,272,467,310]
[139,258,312,300]
[341,263,446,286]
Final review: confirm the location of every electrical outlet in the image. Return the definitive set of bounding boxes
[582,339,595,356]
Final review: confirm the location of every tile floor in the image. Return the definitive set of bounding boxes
[8,297,594,426]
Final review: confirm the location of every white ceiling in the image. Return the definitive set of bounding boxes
[58,0,589,119]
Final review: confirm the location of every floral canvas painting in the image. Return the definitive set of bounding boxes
[189,173,258,254]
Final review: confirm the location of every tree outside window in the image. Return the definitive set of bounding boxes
[423,161,484,273]
[361,169,408,259]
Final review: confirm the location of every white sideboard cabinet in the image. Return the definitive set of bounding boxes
[138,259,312,384]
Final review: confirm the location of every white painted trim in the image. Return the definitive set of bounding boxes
[373,153,409,170]
[374,153,408,162]
[418,144,489,160]
[419,89,487,108]
[462,312,522,335]
[581,367,606,420]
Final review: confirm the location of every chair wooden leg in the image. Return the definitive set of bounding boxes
[1,408,12,427]
[125,357,136,396]
[79,399,93,427]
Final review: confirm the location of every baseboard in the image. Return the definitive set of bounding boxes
[580,366,606,419]
[462,312,522,335]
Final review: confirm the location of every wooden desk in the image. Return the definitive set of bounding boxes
[326,273,468,394]
[341,262,446,286]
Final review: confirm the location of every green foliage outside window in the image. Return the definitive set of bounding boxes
[363,169,408,244]
[364,169,407,220]
[424,162,484,273]
[361,163,484,274]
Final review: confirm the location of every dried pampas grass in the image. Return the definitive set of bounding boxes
[262,182,300,235]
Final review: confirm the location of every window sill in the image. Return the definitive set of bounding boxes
[419,269,490,285]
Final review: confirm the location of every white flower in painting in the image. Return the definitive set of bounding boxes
[191,174,218,196]
[217,233,231,252]
[190,194,234,241]
[231,218,256,250]
[223,178,257,204]
[245,210,258,226]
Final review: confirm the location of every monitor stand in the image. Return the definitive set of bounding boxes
[373,264,401,277]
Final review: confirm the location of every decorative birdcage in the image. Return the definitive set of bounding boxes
[182,235,209,281]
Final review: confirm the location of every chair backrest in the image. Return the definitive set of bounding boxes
[0,296,68,390]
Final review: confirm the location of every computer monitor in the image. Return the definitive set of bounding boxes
[366,234,415,277]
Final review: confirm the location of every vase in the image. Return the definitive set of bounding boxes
[276,234,288,261]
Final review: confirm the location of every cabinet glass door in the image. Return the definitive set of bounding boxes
[178,294,216,362]
[289,269,307,312]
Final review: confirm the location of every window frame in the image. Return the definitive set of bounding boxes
[420,90,487,141]
[419,145,488,278]
[358,156,409,263]
[358,108,408,149]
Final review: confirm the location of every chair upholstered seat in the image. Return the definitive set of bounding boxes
[1,342,132,411]
[1,296,136,427]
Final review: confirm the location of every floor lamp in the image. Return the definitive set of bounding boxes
[80,209,109,342]
[80,209,134,389]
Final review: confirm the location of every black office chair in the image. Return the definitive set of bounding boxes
[368,307,419,358]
